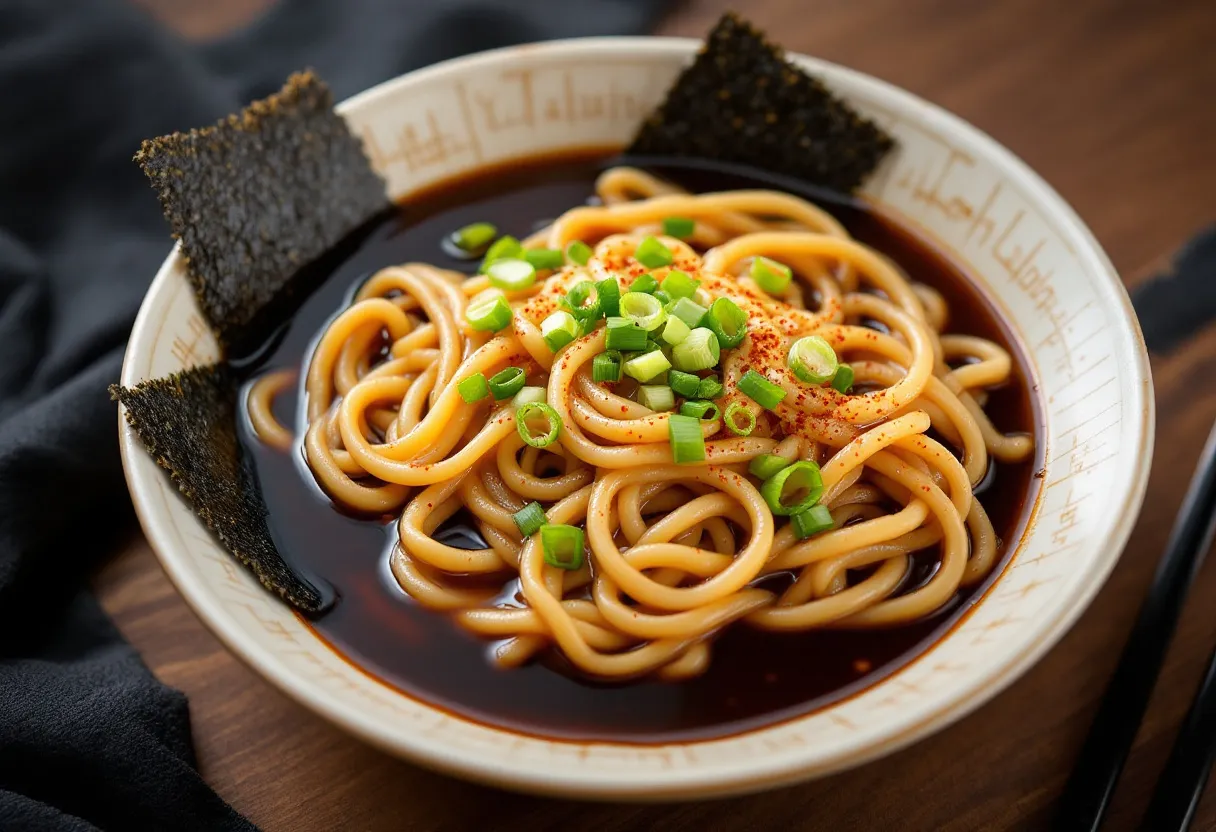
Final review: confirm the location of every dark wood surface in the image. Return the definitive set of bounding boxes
[102,1,1216,829]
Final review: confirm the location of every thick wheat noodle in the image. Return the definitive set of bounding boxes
[246,168,1036,680]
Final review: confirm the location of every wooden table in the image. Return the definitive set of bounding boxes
[106,0,1216,828]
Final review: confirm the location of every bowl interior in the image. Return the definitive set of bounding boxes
[119,37,1152,799]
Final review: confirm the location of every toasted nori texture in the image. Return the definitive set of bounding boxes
[135,71,388,352]
[112,366,331,613]
[627,12,895,194]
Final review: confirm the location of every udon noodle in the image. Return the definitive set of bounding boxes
[247,167,1034,681]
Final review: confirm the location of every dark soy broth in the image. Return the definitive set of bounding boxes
[237,151,1043,743]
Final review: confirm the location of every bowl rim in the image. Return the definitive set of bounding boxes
[118,35,1154,800]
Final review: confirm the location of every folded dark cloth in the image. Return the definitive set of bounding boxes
[0,1,664,829]
[1131,226,1216,354]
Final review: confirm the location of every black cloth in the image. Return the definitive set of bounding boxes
[0,1,663,829]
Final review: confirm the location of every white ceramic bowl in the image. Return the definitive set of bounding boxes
[118,37,1153,800]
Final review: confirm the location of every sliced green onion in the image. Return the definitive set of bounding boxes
[541,310,579,352]
[662,217,695,239]
[697,375,725,400]
[653,289,671,306]
[562,281,602,320]
[738,369,787,410]
[524,248,565,271]
[488,366,526,400]
[661,315,691,346]
[619,291,666,331]
[479,235,522,272]
[706,297,748,349]
[724,402,756,436]
[466,294,513,331]
[630,273,659,294]
[623,350,672,383]
[668,370,702,398]
[639,385,675,411]
[667,296,708,330]
[760,461,825,516]
[635,236,673,269]
[660,269,699,299]
[692,287,714,308]
[486,258,537,291]
[515,401,561,448]
[566,240,593,265]
[680,400,720,421]
[596,278,621,318]
[592,351,623,383]
[513,501,547,537]
[672,327,721,372]
[831,364,855,394]
[750,256,792,295]
[788,335,839,384]
[512,386,546,408]
[451,222,497,254]
[540,524,585,570]
[668,414,706,464]
[457,373,489,403]
[748,453,791,480]
[791,504,834,539]
[604,317,648,351]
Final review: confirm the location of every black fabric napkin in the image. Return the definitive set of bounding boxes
[0,1,664,829]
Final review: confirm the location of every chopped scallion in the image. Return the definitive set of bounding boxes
[512,501,547,537]
[760,461,825,516]
[619,291,666,331]
[465,294,513,331]
[668,414,706,464]
[541,310,579,352]
[488,366,526,400]
[623,350,672,383]
[604,317,648,351]
[486,258,537,291]
[661,315,691,345]
[635,236,673,269]
[668,370,702,398]
[671,327,721,372]
[724,402,756,436]
[639,385,675,411]
[791,504,834,539]
[515,401,561,448]
[680,400,720,421]
[524,248,565,271]
[788,335,839,384]
[592,351,623,383]
[479,235,522,272]
[748,453,791,480]
[451,222,497,254]
[697,375,725,400]
[540,524,585,570]
[630,273,659,294]
[565,240,593,265]
[660,269,699,299]
[706,297,748,349]
[512,386,546,408]
[662,217,695,238]
[596,278,621,318]
[831,364,855,394]
[562,281,602,320]
[667,296,708,330]
[750,256,793,295]
[456,373,489,403]
[738,369,786,410]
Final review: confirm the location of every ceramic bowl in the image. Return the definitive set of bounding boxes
[118,37,1153,800]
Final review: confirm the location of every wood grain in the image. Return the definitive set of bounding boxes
[101,0,1216,829]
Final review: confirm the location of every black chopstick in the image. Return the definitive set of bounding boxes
[1055,420,1216,831]
[1141,639,1216,830]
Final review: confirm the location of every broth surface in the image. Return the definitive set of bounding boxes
[237,152,1042,742]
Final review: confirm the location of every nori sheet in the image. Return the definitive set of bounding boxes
[628,12,895,194]
[112,366,330,612]
[135,71,388,352]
